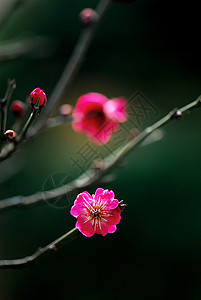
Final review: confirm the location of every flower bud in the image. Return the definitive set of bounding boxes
[79,8,99,27]
[30,88,47,111]
[4,130,17,142]
[171,109,183,120]
[118,200,127,211]
[59,104,73,117]
[11,100,25,118]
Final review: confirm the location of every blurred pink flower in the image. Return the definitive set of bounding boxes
[72,92,127,145]
[11,100,25,118]
[70,188,121,237]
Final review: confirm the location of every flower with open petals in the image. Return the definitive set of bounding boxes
[70,188,121,237]
[72,92,127,145]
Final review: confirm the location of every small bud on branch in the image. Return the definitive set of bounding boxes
[3,130,17,142]
[11,100,25,118]
[171,108,183,120]
[79,8,99,27]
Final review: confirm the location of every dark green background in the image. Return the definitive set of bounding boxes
[0,0,201,299]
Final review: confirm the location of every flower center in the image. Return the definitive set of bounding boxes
[91,207,102,219]
[85,110,105,120]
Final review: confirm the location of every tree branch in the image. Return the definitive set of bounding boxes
[0,36,56,63]
[0,79,16,151]
[0,96,200,213]
[29,0,112,137]
[0,227,79,269]
[0,0,112,162]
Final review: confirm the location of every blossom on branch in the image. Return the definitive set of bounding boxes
[11,100,25,118]
[70,188,122,237]
[72,92,127,145]
[79,8,99,27]
[4,130,17,142]
[30,88,47,112]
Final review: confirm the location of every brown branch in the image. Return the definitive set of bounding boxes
[29,0,112,137]
[0,96,200,269]
[0,79,16,151]
[0,96,200,213]
[0,227,79,269]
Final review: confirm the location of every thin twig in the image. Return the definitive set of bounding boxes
[0,96,200,213]
[46,115,73,129]
[0,79,16,150]
[16,110,37,142]
[0,105,38,159]
[0,227,79,269]
[0,0,112,163]
[29,0,112,138]
[0,36,56,63]
[12,97,30,133]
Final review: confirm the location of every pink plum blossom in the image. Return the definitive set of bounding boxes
[70,188,121,237]
[72,93,127,145]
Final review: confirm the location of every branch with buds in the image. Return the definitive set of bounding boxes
[0,0,200,273]
[0,227,79,269]
[0,95,200,213]
[0,96,200,268]
[0,196,126,269]
[0,0,111,162]
[0,80,16,150]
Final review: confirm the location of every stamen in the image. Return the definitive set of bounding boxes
[83,215,92,223]
[98,219,102,231]
[82,196,94,211]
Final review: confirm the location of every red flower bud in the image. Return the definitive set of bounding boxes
[4,130,17,142]
[79,8,99,27]
[11,100,25,118]
[30,88,47,111]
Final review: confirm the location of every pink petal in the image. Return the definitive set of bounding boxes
[94,188,105,201]
[74,93,108,115]
[107,225,117,233]
[70,204,83,217]
[74,191,93,205]
[72,118,85,133]
[88,119,118,145]
[104,97,127,123]
[70,191,93,217]
[106,199,119,210]
[105,207,121,225]
[76,214,94,237]
[94,188,115,203]
[94,219,109,236]
[102,189,115,201]
[99,190,118,209]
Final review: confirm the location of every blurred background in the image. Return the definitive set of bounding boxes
[0,0,201,299]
